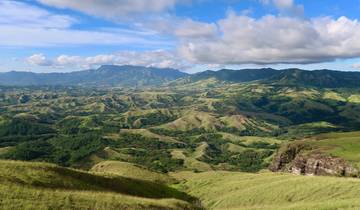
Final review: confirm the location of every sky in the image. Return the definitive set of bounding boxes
[2,0,360,73]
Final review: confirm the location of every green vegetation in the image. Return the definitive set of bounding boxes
[173,171,360,210]
[0,160,199,210]
[1,67,360,209]
[91,161,176,184]
[0,81,359,173]
[308,132,360,168]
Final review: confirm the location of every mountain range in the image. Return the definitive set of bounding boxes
[1,65,360,88]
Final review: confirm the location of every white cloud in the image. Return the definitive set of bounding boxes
[113,51,191,69]
[261,0,303,16]
[37,0,188,19]
[26,50,191,70]
[175,19,218,39]
[0,1,170,47]
[0,0,75,29]
[178,13,360,65]
[26,54,52,66]
[352,63,360,69]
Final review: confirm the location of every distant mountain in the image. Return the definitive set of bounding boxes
[189,68,279,82]
[1,66,360,88]
[269,69,360,88]
[0,65,188,87]
[186,68,360,88]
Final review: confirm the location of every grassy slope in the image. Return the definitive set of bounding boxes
[91,160,176,184]
[310,132,360,168]
[120,129,181,143]
[171,149,213,172]
[0,160,197,210]
[173,171,360,210]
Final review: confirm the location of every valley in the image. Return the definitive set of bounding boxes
[1,66,360,209]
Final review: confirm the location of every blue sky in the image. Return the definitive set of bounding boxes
[2,0,360,73]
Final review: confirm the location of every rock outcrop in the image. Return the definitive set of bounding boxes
[270,142,359,177]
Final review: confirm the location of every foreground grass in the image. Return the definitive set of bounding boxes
[0,184,192,210]
[173,171,360,210]
[0,160,198,210]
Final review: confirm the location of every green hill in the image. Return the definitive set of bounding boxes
[173,171,360,210]
[0,160,199,210]
[270,132,360,177]
[91,160,176,184]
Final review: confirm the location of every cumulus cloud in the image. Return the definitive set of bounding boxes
[175,19,218,39]
[26,54,52,66]
[178,13,360,65]
[37,0,188,19]
[26,50,191,70]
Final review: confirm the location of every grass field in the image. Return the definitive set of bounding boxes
[171,149,213,172]
[173,171,360,210]
[311,132,360,168]
[91,160,176,184]
[0,160,199,210]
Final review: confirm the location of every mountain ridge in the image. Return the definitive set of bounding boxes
[1,65,360,88]
[0,65,188,87]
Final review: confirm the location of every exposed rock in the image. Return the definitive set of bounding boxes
[269,142,310,172]
[270,141,359,178]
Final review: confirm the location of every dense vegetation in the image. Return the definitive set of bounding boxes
[1,66,360,209]
[0,73,360,173]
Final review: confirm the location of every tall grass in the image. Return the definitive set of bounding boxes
[173,171,360,210]
[0,160,199,210]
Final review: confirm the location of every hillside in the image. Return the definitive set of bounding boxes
[0,160,198,210]
[173,171,360,210]
[0,78,359,174]
[0,67,360,209]
[270,132,360,177]
[91,161,176,184]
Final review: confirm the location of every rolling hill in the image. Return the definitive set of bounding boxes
[1,66,360,209]
[0,160,199,210]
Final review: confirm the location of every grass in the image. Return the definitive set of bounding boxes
[90,160,176,184]
[282,122,340,139]
[0,160,199,210]
[192,142,209,160]
[173,170,360,210]
[0,184,192,210]
[310,132,360,168]
[171,149,213,172]
[220,133,282,146]
[348,94,360,103]
[119,129,181,144]
[159,111,223,131]
[322,91,346,101]
[0,146,11,155]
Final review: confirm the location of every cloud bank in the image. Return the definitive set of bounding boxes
[4,0,360,71]
[26,51,191,70]
[37,0,188,19]
[179,13,360,65]
[0,1,169,47]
